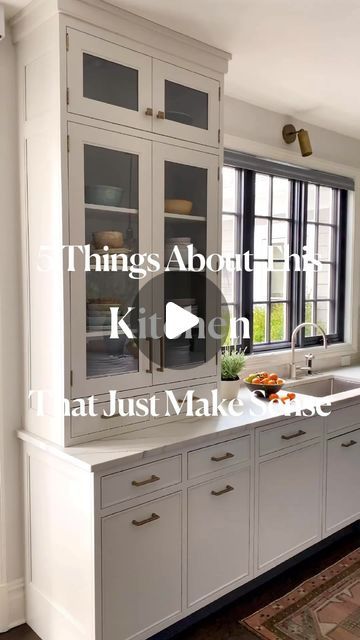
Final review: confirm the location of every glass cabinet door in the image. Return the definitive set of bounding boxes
[152,143,219,385]
[68,123,152,397]
[153,60,220,147]
[67,29,153,131]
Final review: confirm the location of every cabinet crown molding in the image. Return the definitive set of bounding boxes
[11,0,231,76]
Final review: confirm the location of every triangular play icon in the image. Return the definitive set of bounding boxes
[165,302,199,339]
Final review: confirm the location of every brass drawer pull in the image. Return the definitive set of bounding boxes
[211,452,234,462]
[145,337,153,374]
[156,336,165,372]
[157,110,165,119]
[145,107,153,116]
[177,396,200,403]
[341,439,357,448]
[132,513,160,527]
[211,485,234,497]
[132,474,160,487]
[281,429,306,441]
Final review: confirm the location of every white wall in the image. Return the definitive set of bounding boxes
[0,30,25,630]
[224,95,360,169]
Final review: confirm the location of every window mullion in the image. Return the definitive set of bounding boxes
[241,169,255,353]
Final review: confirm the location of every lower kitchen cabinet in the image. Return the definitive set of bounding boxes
[102,492,182,640]
[256,441,322,573]
[325,427,360,535]
[187,467,251,606]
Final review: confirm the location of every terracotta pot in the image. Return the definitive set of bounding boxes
[221,378,240,401]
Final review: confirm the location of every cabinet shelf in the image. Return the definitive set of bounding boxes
[85,204,138,214]
[165,213,206,222]
[86,330,111,338]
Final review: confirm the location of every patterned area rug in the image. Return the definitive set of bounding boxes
[242,548,360,640]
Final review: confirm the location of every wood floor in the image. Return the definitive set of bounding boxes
[4,529,359,640]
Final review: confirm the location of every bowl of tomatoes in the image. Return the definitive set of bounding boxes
[243,371,285,398]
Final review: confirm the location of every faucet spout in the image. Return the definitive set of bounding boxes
[289,322,327,380]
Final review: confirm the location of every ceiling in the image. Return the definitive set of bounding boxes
[6,0,360,139]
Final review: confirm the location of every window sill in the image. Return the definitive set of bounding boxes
[244,342,357,370]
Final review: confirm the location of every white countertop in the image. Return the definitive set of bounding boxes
[18,365,360,473]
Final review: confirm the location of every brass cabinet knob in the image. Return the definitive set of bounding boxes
[145,107,153,116]
[157,110,165,119]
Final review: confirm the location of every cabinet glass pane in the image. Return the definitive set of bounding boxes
[84,144,140,378]
[165,162,207,217]
[164,160,208,369]
[83,53,138,111]
[165,80,208,130]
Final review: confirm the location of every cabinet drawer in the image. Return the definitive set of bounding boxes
[156,384,216,418]
[102,493,182,640]
[188,436,250,480]
[71,395,149,438]
[326,427,360,533]
[101,456,181,508]
[188,468,250,606]
[326,403,360,434]
[258,417,323,457]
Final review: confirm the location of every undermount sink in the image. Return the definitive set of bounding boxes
[286,376,360,398]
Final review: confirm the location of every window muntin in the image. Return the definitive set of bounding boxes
[221,166,346,353]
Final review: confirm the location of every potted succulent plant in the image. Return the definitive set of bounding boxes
[221,348,246,400]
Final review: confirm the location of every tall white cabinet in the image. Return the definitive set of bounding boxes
[13,0,231,446]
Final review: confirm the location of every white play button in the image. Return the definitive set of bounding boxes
[165,302,199,339]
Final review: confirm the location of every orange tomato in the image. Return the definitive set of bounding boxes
[268,373,278,381]
[269,393,279,401]
[259,372,269,378]
[252,377,260,383]
[287,392,296,400]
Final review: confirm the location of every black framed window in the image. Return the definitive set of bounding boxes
[222,158,349,354]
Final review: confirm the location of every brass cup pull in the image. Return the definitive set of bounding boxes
[281,429,306,441]
[341,440,357,448]
[145,107,153,116]
[132,474,160,487]
[211,485,234,497]
[132,513,160,527]
[157,110,165,119]
[211,452,234,462]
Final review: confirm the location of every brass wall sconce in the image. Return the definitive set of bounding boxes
[282,124,313,157]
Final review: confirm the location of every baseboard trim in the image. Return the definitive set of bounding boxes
[0,578,25,632]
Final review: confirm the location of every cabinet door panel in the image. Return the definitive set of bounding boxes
[188,468,251,606]
[68,122,153,397]
[153,60,220,146]
[257,443,322,573]
[102,493,182,640]
[152,142,219,384]
[67,29,152,131]
[326,428,360,534]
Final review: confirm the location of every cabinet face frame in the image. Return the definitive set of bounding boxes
[152,141,219,385]
[153,59,220,147]
[67,28,153,131]
[68,122,153,397]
